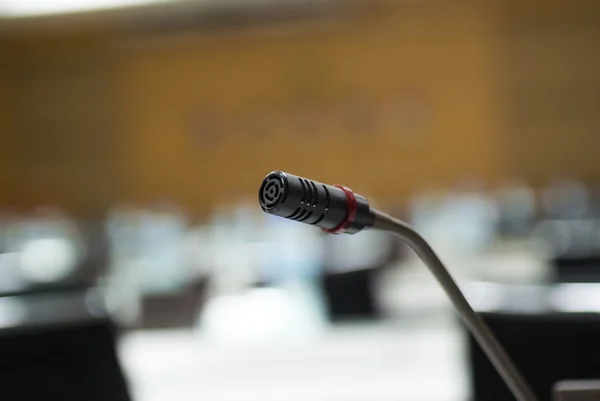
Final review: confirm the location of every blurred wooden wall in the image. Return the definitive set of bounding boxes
[0,32,118,216]
[117,0,504,213]
[1,0,598,216]
[499,0,600,185]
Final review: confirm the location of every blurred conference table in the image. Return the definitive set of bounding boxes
[117,242,549,401]
[119,315,468,401]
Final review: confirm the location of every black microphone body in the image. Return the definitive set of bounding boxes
[259,171,373,234]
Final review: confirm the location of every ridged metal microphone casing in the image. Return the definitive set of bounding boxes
[259,171,373,234]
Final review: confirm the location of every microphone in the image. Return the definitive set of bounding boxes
[259,171,374,234]
[258,170,538,401]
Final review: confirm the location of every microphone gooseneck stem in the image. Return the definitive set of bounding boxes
[371,210,538,401]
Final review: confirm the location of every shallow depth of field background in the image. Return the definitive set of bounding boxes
[1,1,600,400]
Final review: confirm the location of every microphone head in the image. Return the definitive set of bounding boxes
[259,171,373,234]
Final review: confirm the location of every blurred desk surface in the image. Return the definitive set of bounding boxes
[119,317,468,401]
[465,281,600,316]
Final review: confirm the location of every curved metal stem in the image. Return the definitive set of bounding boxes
[371,210,538,401]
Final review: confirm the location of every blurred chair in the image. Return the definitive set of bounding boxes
[534,219,600,282]
[0,288,131,401]
[139,278,208,329]
[554,253,600,283]
[495,182,537,238]
[467,283,600,401]
[320,229,400,321]
[542,179,591,221]
[106,206,198,328]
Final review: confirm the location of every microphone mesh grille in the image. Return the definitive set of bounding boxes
[259,174,285,210]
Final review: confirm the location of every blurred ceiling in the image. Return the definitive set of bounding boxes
[0,0,167,18]
[0,0,343,19]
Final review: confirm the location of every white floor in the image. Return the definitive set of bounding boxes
[119,315,469,401]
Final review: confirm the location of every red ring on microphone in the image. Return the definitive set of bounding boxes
[322,185,357,234]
